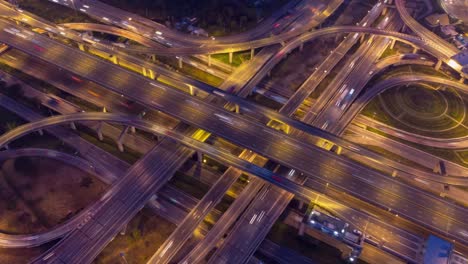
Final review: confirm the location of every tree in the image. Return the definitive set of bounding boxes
[80,176,94,188]
[4,83,23,99]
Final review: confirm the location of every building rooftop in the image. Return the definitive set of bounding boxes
[423,235,453,264]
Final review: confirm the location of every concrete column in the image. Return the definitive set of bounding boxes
[331,145,342,155]
[280,41,285,46]
[391,170,398,177]
[298,200,305,210]
[111,55,119,64]
[459,77,465,83]
[130,126,136,133]
[117,126,130,152]
[298,222,305,236]
[70,122,77,130]
[412,47,419,54]
[435,59,442,71]
[299,43,304,52]
[250,48,255,60]
[48,32,54,38]
[37,129,44,136]
[229,52,233,64]
[178,57,183,68]
[188,85,196,96]
[151,54,156,62]
[382,7,388,15]
[208,54,212,66]
[234,104,240,114]
[96,121,104,141]
[360,35,365,44]
[78,43,87,51]
[389,39,396,50]
[146,69,156,79]
[197,151,204,163]
[142,67,147,77]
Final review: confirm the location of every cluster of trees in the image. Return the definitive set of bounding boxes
[103,0,288,35]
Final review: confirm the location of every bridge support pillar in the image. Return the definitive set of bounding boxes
[382,7,388,15]
[391,170,398,177]
[360,35,365,44]
[389,39,396,50]
[208,54,212,66]
[37,129,44,136]
[267,71,271,77]
[298,222,305,236]
[229,52,233,64]
[3,144,8,150]
[459,77,465,83]
[234,104,240,114]
[197,151,204,163]
[70,122,77,130]
[250,48,255,60]
[188,85,196,96]
[111,55,119,64]
[433,160,447,175]
[299,43,304,52]
[151,54,156,62]
[130,126,136,133]
[142,68,155,79]
[78,43,87,52]
[48,32,54,38]
[97,121,104,141]
[280,41,285,46]
[178,56,183,68]
[331,144,342,155]
[117,126,130,152]
[412,47,419,54]
[401,24,407,33]
[435,60,442,71]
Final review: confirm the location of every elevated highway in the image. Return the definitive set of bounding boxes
[0,113,465,262]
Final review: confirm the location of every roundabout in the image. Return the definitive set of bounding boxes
[375,83,467,137]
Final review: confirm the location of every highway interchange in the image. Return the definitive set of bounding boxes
[0,0,467,263]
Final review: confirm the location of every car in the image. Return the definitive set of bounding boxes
[272,175,283,182]
[71,76,83,83]
[33,44,45,52]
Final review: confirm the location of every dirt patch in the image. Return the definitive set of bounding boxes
[0,157,107,234]
[94,209,176,264]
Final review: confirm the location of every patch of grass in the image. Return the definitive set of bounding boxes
[157,57,223,87]
[212,51,252,67]
[379,46,399,60]
[76,125,142,164]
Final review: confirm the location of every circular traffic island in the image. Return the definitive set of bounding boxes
[366,84,468,138]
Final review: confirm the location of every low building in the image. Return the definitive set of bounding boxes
[422,235,452,264]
